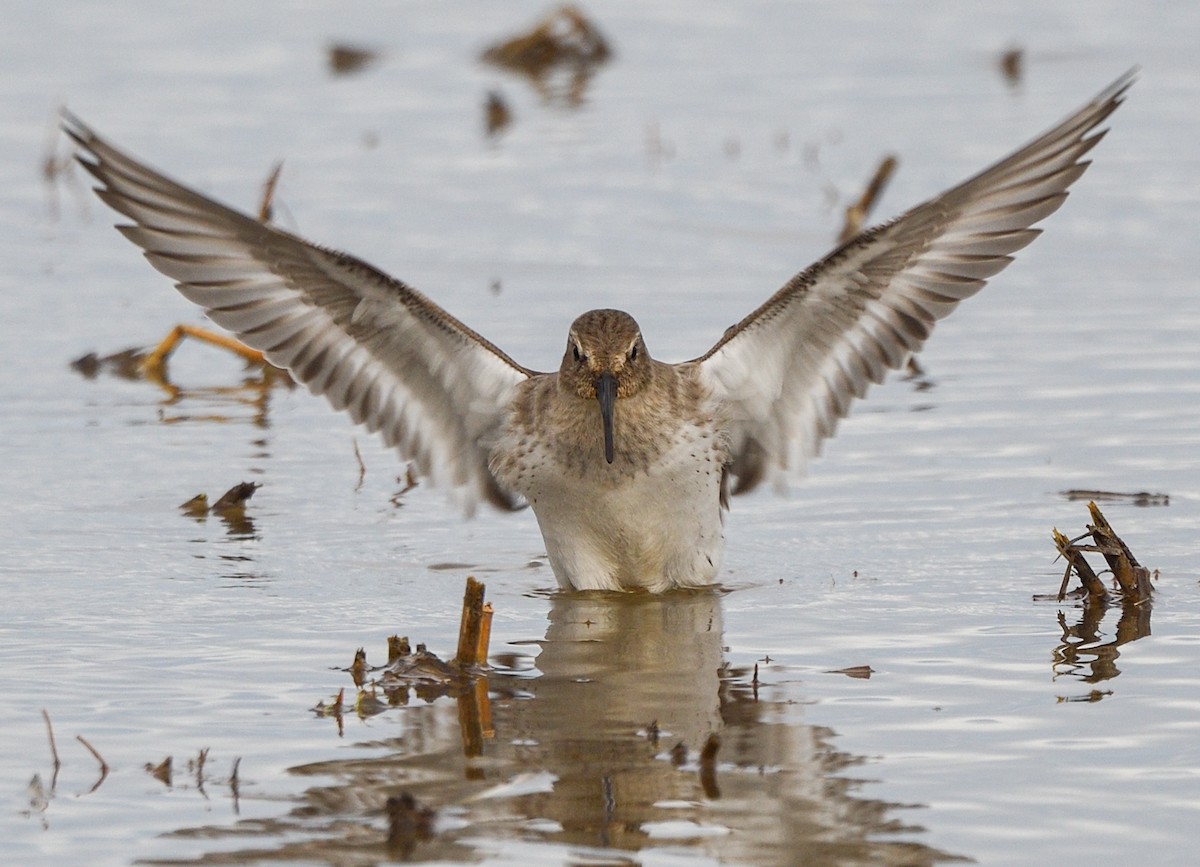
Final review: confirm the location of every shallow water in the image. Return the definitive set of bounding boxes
[3,2,1199,865]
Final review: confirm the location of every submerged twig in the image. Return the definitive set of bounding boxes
[699,734,721,799]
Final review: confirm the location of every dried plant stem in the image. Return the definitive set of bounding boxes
[42,709,61,774]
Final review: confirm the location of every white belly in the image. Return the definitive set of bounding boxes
[516,430,727,592]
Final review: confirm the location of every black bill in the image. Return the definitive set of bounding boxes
[595,371,618,464]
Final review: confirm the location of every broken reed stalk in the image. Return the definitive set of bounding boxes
[1053,501,1153,604]
[1087,501,1153,598]
[699,733,721,799]
[387,634,411,665]
[455,577,492,668]
[1053,528,1107,601]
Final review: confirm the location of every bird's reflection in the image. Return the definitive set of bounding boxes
[160,589,957,865]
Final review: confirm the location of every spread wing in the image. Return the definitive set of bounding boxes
[65,113,534,512]
[696,70,1134,495]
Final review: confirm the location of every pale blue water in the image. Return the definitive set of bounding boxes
[2,2,1198,864]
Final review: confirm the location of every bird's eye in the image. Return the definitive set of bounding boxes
[629,344,639,362]
[572,344,582,362]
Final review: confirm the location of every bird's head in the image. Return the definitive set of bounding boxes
[559,309,652,464]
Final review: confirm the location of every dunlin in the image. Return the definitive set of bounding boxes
[65,71,1132,592]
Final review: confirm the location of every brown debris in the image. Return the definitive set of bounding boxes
[76,735,109,779]
[669,741,688,767]
[699,733,721,799]
[257,160,284,223]
[321,579,496,757]
[41,710,61,783]
[141,324,268,380]
[210,481,261,515]
[481,5,612,106]
[837,154,898,244]
[352,439,367,491]
[1061,489,1168,507]
[1047,501,1154,604]
[146,756,173,787]
[179,483,260,539]
[999,47,1024,88]
[455,576,493,668]
[312,688,345,717]
[827,665,875,680]
[327,43,379,77]
[386,792,436,859]
[387,634,411,664]
[181,482,260,518]
[484,90,513,137]
[350,648,368,687]
[1056,689,1112,704]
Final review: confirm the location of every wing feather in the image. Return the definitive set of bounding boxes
[696,71,1134,494]
[65,113,534,512]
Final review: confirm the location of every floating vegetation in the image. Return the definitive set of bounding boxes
[318,578,495,756]
[181,482,261,538]
[1060,488,1168,507]
[181,481,260,517]
[481,5,612,106]
[827,665,875,680]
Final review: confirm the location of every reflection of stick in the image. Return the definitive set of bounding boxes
[229,757,242,815]
[699,734,721,799]
[838,155,898,244]
[457,678,495,759]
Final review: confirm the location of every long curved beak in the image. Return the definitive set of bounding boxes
[595,371,618,464]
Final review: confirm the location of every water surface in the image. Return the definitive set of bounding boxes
[2,2,1198,864]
